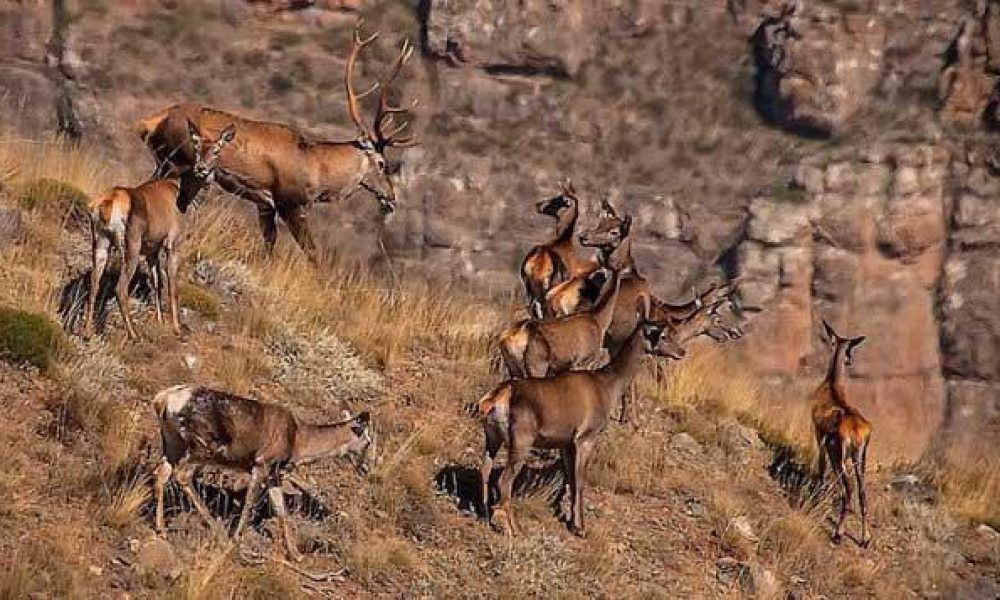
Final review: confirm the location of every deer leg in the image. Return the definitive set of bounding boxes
[815,433,828,485]
[570,437,596,537]
[174,459,224,536]
[830,443,851,544]
[147,252,163,324]
[480,424,503,521]
[233,463,266,540]
[854,442,870,548]
[558,445,575,524]
[153,457,172,534]
[83,230,110,338]
[115,237,142,339]
[267,485,302,562]
[497,447,528,537]
[257,205,278,255]
[164,242,182,336]
[278,203,318,263]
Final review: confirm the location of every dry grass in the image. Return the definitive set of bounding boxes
[103,472,151,530]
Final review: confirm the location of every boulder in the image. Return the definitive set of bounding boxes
[423,0,596,76]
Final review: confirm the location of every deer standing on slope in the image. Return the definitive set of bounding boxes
[519,180,595,318]
[81,121,235,339]
[136,25,418,262]
[478,313,686,537]
[152,385,373,561]
[812,320,872,548]
[500,271,623,379]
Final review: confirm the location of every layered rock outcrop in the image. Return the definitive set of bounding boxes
[751,1,885,136]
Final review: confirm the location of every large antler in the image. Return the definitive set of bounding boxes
[373,37,419,149]
[346,24,380,142]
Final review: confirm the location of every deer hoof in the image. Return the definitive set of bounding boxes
[831,532,843,545]
[858,537,871,549]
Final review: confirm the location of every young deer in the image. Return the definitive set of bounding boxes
[478,315,685,537]
[137,25,417,261]
[812,320,872,547]
[519,180,594,318]
[81,121,235,339]
[152,385,373,561]
[500,271,622,379]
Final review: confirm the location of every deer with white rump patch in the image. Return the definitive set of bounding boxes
[81,121,235,339]
[152,384,373,561]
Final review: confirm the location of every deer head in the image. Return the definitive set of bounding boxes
[640,321,687,360]
[345,24,419,215]
[535,179,578,217]
[821,320,866,366]
[186,120,236,184]
[578,208,632,250]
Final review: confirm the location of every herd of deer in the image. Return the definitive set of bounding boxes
[70,24,873,562]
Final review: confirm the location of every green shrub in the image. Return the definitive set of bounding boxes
[268,73,294,95]
[178,283,221,320]
[15,178,88,215]
[0,307,60,370]
[769,179,809,204]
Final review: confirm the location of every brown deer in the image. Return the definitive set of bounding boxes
[500,271,622,379]
[543,204,633,318]
[478,314,685,537]
[152,384,373,561]
[136,25,417,262]
[519,180,595,318]
[812,320,872,548]
[81,121,235,339]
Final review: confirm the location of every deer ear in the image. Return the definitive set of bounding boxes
[849,335,866,348]
[341,409,352,421]
[821,319,837,342]
[620,215,632,236]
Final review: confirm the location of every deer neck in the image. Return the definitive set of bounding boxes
[290,421,353,465]
[602,235,634,274]
[552,203,579,247]
[592,273,621,333]
[824,344,849,401]
[599,327,646,409]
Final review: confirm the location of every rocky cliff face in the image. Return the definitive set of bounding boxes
[0,0,996,460]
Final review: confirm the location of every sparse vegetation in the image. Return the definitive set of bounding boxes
[0,306,60,371]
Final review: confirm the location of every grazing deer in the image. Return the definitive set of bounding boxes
[81,121,235,339]
[519,180,595,318]
[152,384,373,561]
[136,24,418,262]
[500,271,622,379]
[478,314,686,537]
[811,320,871,548]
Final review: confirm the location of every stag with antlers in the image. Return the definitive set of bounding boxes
[136,24,418,262]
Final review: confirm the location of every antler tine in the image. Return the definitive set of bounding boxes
[356,81,380,100]
[345,23,380,141]
[374,37,419,147]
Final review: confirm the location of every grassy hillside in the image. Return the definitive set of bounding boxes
[0,135,997,598]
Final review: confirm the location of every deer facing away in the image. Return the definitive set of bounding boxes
[82,120,235,339]
[478,315,686,537]
[500,271,623,379]
[153,384,373,561]
[136,25,417,262]
[812,320,872,548]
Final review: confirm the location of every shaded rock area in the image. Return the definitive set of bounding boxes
[750,1,885,136]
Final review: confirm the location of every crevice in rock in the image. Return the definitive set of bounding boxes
[482,63,571,80]
[46,0,82,142]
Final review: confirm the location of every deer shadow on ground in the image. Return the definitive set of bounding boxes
[146,470,331,536]
[435,455,570,525]
[767,442,862,541]
[58,267,156,334]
